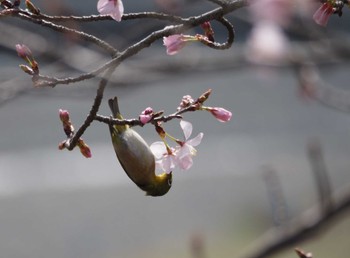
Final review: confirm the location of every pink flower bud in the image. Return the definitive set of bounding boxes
[15,44,33,59]
[59,109,74,136]
[139,107,153,125]
[200,21,215,42]
[178,95,194,110]
[313,3,334,26]
[59,109,70,123]
[208,107,232,122]
[77,139,92,158]
[163,34,187,55]
[58,141,66,150]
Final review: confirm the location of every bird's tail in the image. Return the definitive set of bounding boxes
[108,97,123,119]
[108,97,127,134]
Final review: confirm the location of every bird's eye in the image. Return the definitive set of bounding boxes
[168,177,172,186]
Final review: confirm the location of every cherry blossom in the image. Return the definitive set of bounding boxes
[246,21,289,65]
[97,0,124,22]
[150,142,177,173]
[176,120,203,170]
[150,121,203,172]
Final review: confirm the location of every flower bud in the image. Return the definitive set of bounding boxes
[178,95,194,110]
[19,64,34,75]
[197,89,212,104]
[25,0,40,15]
[77,139,92,158]
[58,141,66,150]
[200,21,215,42]
[16,44,33,60]
[313,3,333,26]
[208,107,232,122]
[139,107,154,125]
[59,109,74,136]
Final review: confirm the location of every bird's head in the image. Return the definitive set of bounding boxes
[142,172,172,197]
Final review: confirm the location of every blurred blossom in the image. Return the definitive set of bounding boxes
[97,0,124,22]
[249,0,294,27]
[247,0,293,65]
[154,0,184,13]
[246,21,289,65]
[15,44,33,60]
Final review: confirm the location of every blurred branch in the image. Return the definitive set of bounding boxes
[262,166,289,227]
[298,63,350,114]
[307,139,333,214]
[240,141,350,258]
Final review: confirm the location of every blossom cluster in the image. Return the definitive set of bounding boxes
[150,120,203,173]
[143,92,232,174]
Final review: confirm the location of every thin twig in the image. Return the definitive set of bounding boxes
[307,139,333,214]
[1,8,118,56]
[4,0,248,87]
[65,66,116,150]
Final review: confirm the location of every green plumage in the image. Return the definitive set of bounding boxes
[108,97,172,196]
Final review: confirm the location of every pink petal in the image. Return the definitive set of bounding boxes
[97,0,124,22]
[150,141,167,159]
[187,132,203,147]
[210,107,232,122]
[178,155,193,170]
[163,34,186,55]
[180,120,192,140]
[162,155,176,173]
[176,144,193,158]
[313,3,333,27]
[139,114,152,125]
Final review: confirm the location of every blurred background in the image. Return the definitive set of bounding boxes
[1,0,350,258]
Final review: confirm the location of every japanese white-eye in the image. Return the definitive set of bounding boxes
[108,97,172,196]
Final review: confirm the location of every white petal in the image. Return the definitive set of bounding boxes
[180,120,192,140]
[111,0,124,21]
[187,132,203,147]
[178,144,198,161]
[97,0,109,12]
[150,141,166,159]
[178,155,193,170]
[155,160,165,172]
[97,0,124,22]
[162,156,175,173]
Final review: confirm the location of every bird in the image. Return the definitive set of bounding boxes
[108,97,172,196]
